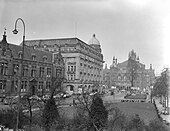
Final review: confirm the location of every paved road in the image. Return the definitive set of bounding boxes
[102,92,126,103]
[154,98,170,123]
[60,92,126,105]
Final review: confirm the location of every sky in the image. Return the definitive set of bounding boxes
[0,0,170,75]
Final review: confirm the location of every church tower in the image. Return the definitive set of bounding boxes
[128,49,137,61]
[110,56,117,69]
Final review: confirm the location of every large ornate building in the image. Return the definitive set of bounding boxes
[24,34,104,94]
[0,32,64,97]
[103,50,155,91]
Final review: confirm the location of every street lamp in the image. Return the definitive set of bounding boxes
[150,85,153,103]
[12,18,26,131]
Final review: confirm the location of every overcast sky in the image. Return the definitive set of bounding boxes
[0,0,170,75]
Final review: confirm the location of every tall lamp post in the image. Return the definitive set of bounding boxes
[150,85,153,103]
[12,18,25,131]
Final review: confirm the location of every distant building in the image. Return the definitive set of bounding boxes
[24,34,104,94]
[0,32,64,97]
[103,50,155,90]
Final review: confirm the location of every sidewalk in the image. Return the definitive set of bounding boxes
[154,98,170,123]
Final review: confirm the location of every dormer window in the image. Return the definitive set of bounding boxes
[18,51,22,59]
[43,56,47,62]
[32,54,36,61]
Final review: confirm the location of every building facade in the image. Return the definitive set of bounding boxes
[24,34,104,94]
[103,50,155,91]
[0,32,64,97]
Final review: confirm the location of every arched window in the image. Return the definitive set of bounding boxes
[0,62,8,75]
[118,75,121,81]
[18,51,22,59]
[32,54,36,61]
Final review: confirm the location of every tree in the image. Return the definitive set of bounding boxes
[42,97,60,131]
[126,114,146,131]
[127,58,139,87]
[41,75,65,131]
[107,107,127,131]
[20,93,44,130]
[153,69,169,97]
[148,119,169,131]
[90,94,108,131]
[153,68,169,111]
[0,109,28,130]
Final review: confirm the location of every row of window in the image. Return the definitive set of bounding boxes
[1,62,62,78]
[67,74,76,81]
[0,80,51,93]
[80,72,101,77]
[48,47,76,53]
[18,81,51,92]
[18,52,48,62]
[80,79,101,83]
[67,65,76,72]
[79,44,102,59]
[80,58,102,67]
[14,64,52,78]
[80,63,102,71]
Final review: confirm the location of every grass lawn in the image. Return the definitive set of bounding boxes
[107,102,158,124]
[59,102,158,125]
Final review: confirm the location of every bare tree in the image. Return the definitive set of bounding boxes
[153,68,169,112]
[74,92,108,131]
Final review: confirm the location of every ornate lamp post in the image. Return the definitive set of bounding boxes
[12,18,25,131]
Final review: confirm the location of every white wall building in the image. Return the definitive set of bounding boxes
[25,34,104,94]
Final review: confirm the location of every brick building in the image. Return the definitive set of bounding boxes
[103,50,155,91]
[0,32,64,97]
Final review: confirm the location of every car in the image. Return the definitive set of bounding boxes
[3,98,9,105]
[3,95,19,105]
[90,92,97,96]
[62,93,71,98]
[42,94,50,100]
[161,110,169,115]
[54,93,64,99]
[29,95,41,101]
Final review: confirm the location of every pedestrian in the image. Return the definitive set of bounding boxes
[73,99,76,106]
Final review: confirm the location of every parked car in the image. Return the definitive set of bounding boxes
[42,94,50,101]
[54,93,63,99]
[62,93,71,98]
[3,95,19,105]
[89,92,97,96]
[29,95,41,101]
[161,110,169,115]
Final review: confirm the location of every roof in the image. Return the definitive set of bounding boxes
[0,34,52,63]
[88,34,100,45]
[24,37,79,47]
[117,60,129,68]
[9,44,52,63]
[117,60,145,69]
[24,37,101,54]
